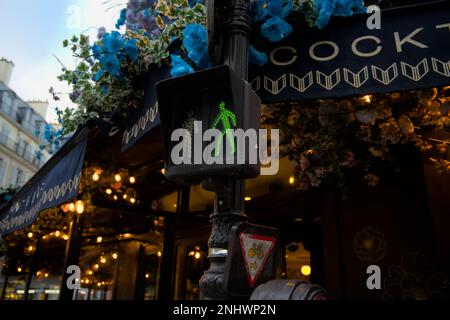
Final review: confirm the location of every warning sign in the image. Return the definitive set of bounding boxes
[240,233,277,288]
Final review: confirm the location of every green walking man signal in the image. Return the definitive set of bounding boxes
[212,101,237,157]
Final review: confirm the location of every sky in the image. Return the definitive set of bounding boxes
[0,0,126,122]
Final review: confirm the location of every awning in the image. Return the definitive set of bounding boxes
[0,128,88,236]
[248,0,450,101]
[121,66,171,152]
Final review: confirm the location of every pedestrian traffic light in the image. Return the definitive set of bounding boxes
[156,65,261,185]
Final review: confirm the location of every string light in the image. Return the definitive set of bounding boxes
[123,194,128,200]
[68,203,75,212]
[36,271,42,277]
[17,267,22,273]
[96,237,103,243]
[115,174,122,182]
[363,95,372,103]
[161,168,165,175]
[87,270,94,276]
[106,189,112,195]
[92,172,100,182]
[194,252,201,260]
[130,198,136,204]
[75,200,84,214]
[289,176,295,185]
[145,273,150,279]
[245,197,252,202]
[112,253,118,260]
[93,264,99,271]
[113,195,118,201]
[63,235,69,241]
[44,273,49,278]
[100,257,107,264]
[27,232,34,238]
[129,176,136,184]
[55,231,61,237]
[157,251,162,257]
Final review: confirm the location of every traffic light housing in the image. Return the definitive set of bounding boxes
[156,65,261,185]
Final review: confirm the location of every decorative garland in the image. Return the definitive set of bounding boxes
[263,87,450,191]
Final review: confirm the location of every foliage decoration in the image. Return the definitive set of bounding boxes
[263,87,450,191]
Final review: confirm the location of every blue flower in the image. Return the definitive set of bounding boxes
[261,16,293,42]
[314,0,367,29]
[267,0,293,18]
[125,38,140,61]
[102,31,125,54]
[116,8,128,29]
[250,0,268,22]
[93,69,104,81]
[92,44,102,59]
[249,45,268,66]
[170,55,194,77]
[100,53,121,76]
[182,24,211,69]
[189,0,205,6]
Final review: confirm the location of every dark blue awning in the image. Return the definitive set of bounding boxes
[122,66,171,152]
[0,128,88,236]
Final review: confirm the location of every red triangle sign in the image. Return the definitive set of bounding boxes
[240,233,277,288]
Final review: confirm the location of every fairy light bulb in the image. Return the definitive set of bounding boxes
[129,176,136,184]
[115,174,122,182]
[75,200,84,214]
[92,172,100,182]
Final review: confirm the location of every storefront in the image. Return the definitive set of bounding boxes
[1,0,450,300]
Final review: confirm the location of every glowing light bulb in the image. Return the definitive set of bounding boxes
[113,195,118,201]
[27,232,33,238]
[106,189,112,195]
[55,231,61,237]
[123,194,128,200]
[289,177,295,185]
[112,253,118,260]
[194,252,201,260]
[245,197,252,202]
[157,251,162,257]
[45,273,49,278]
[94,264,99,270]
[17,267,22,273]
[145,273,150,279]
[363,95,372,103]
[129,176,136,184]
[115,174,122,182]
[301,265,312,276]
[75,200,84,214]
[130,198,136,204]
[100,257,107,264]
[161,168,165,175]
[92,172,100,182]
[96,237,103,243]
[68,203,75,212]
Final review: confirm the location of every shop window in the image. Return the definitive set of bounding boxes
[184,245,208,300]
[284,242,312,282]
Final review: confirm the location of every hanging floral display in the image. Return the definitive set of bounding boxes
[53,0,450,191]
[263,87,450,190]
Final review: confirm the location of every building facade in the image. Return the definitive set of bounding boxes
[0,58,54,189]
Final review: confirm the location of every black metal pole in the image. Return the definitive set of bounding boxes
[59,213,85,300]
[200,0,251,300]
